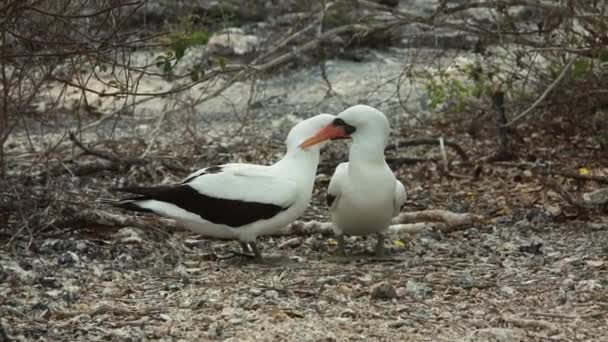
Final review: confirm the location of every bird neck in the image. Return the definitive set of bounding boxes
[348,137,386,166]
[275,148,320,178]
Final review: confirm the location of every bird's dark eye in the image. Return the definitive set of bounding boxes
[333,118,356,134]
[333,118,346,126]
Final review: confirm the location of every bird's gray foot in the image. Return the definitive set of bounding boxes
[336,234,347,257]
[248,241,263,260]
[374,232,387,257]
[240,241,252,254]
[219,241,259,260]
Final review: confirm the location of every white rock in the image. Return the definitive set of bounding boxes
[586,259,604,268]
[207,321,223,338]
[221,306,238,318]
[159,313,173,322]
[577,279,603,291]
[206,288,223,303]
[264,289,279,300]
[499,286,517,297]
[207,28,261,56]
[561,277,575,291]
[467,328,525,342]
[114,227,144,244]
[583,187,608,205]
[249,288,262,296]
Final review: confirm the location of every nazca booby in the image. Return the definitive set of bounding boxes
[107,114,336,259]
[300,105,407,256]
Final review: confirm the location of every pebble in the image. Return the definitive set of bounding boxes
[388,320,408,328]
[499,286,517,297]
[206,321,223,339]
[370,281,397,300]
[38,276,60,289]
[159,314,172,322]
[525,207,552,224]
[561,277,575,291]
[116,227,144,244]
[340,308,357,318]
[405,279,433,298]
[221,307,238,318]
[472,328,525,341]
[463,227,480,239]
[264,290,279,300]
[456,272,476,289]
[58,251,79,265]
[249,288,262,296]
[577,279,602,291]
[318,276,339,285]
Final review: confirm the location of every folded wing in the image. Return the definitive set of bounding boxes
[111,164,298,227]
[393,180,407,216]
[327,162,348,212]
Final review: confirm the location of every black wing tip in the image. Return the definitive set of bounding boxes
[114,201,155,213]
[108,186,153,194]
[182,165,224,183]
[101,198,155,214]
[108,185,180,197]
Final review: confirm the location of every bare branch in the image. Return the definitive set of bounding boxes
[504,57,578,127]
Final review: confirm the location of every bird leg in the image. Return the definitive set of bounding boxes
[240,242,252,254]
[374,232,386,257]
[336,234,347,257]
[248,241,263,260]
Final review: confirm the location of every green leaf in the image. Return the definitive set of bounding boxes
[190,30,210,45]
[217,57,226,70]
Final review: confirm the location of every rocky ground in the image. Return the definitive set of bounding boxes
[1,215,608,341]
[2,111,608,341]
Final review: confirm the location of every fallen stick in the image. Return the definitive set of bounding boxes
[385,138,469,162]
[393,210,479,226]
[503,315,559,335]
[68,132,187,173]
[70,209,180,231]
[76,208,478,237]
[280,221,449,236]
[504,57,577,128]
[492,161,608,184]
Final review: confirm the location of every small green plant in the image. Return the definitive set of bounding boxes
[425,79,447,110]
[424,60,494,112]
[547,58,593,80]
[156,14,210,74]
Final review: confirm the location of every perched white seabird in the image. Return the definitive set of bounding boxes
[107,114,336,259]
[299,105,407,256]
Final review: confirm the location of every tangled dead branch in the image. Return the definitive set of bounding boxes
[386,139,469,162]
[72,207,479,239]
[503,315,560,335]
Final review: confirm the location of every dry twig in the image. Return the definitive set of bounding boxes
[386,138,469,162]
[504,57,578,127]
[503,314,560,335]
[85,208,478,237]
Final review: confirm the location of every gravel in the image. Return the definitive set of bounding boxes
[1,219,607,341]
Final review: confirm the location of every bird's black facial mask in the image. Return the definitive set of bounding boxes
[330,118,356,140]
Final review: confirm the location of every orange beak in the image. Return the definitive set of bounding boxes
[299,124,351,148]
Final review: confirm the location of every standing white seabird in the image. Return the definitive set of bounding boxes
[105,114,336,259]
[299,105,407,257]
